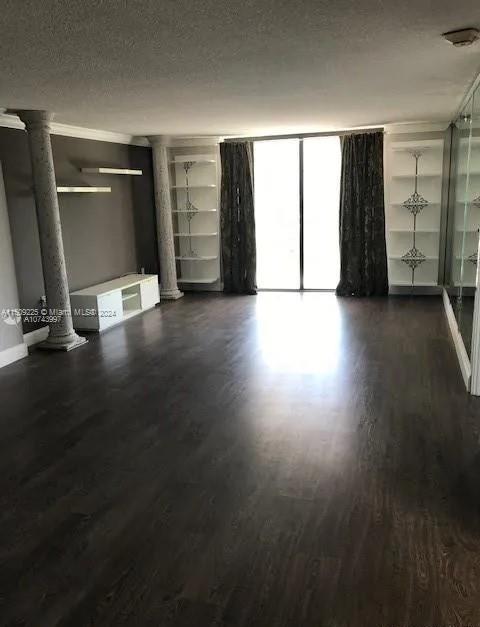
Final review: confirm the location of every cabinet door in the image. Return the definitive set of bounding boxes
[97,291,123,330]
[140,278,159,310]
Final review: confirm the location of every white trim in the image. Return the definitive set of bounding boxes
[469,238,480,395]
[23,325,49,347]
[148,135,222,147]
[0,113,149,147]
[0,342,28,369]
[384,122,450,134]
[442,288,471,390]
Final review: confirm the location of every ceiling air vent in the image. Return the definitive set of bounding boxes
[442,28,480,47]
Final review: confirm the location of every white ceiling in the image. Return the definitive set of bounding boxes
[1,0,479,137]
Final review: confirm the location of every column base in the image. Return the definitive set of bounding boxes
[38,333,88,352]
[160,288,184,300]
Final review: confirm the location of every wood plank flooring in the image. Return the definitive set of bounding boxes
[1,292,480,626]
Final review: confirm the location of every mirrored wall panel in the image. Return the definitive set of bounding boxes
[446,88,480,357]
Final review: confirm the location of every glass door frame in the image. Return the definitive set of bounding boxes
[251,132,353,293]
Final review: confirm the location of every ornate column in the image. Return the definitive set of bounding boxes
[16,110,86,351]
[149,137,183,300]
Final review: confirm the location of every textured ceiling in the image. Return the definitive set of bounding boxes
[1,0,479,136]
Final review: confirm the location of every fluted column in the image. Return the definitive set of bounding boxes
[149,137,183,300]
[16,110,86,351]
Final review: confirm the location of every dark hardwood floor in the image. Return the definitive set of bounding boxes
[1,293,480,627]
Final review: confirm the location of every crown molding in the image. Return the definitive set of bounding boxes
[384,121,450,134]
[148,135,222,147]
[0,113,149,147]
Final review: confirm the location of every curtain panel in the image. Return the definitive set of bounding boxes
[220,142,257,294]
[336,131,388,297]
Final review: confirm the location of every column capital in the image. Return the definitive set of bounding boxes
[15,110,53,132]
[147,135,169,148]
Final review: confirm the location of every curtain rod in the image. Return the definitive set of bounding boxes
[223,127,384,143]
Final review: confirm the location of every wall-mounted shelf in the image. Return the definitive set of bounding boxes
[174,232,218,237]
[80,167,143,176]
[57,186,111,193]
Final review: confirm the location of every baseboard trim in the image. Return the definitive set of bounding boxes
[389,285,443,296]
[0,342,28,369]
[442,288,471,390]
[23,326,49,347]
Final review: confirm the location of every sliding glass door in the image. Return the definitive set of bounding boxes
[254,139,300,289]
[254,136,341,290]
[303,137,341,289]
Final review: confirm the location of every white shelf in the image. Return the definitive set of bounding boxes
[389,255,438,260]
[392,173,442,179]
[389,229,439,233]
[171,184,216,189]
[390,280,438,287]
[177,276,219,284]
[57,186,111,193]
[390,202,440,208]
[170,158,216,164]
[391,146,443,153]
[172,209,217,213]
[174,232,218,237]
[80,167,142,176]
[176,255,218,261]
[122,292,138,302]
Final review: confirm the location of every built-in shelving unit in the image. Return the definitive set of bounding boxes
[169,144,221,290]
[80,167,143,176]
[385,136,445,292]
[57,186,111,193]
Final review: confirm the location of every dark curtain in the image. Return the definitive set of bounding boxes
[220,142,256,294]
[336,131,388,296]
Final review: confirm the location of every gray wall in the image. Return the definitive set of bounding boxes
[0,127,158,331]
[0,163,24,351]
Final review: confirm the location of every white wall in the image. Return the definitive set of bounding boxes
[0,162,27,368]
